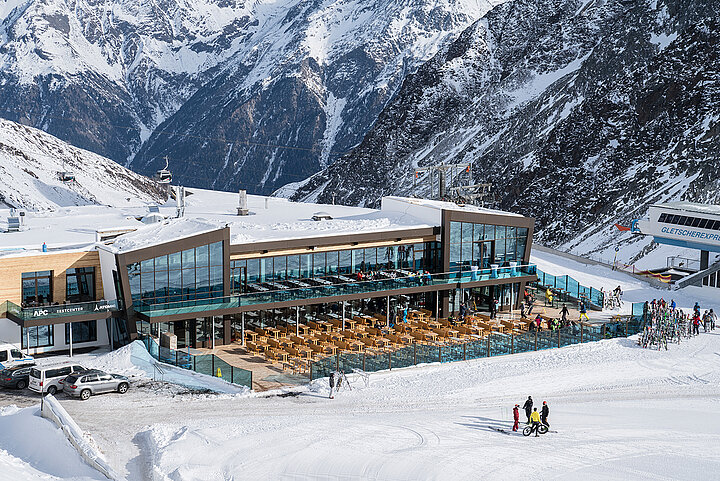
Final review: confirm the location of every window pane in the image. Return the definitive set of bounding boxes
[300,254,311,278]
[273,256,286,280]
[209,242,223,266]
[326,251,339,275]
[462,223,473,245]
[195,244,209,267]
[287,255,300,278]
[483,225,495,241]
[313,252,326,277]
[141,259,154,271]
[169,252,182,270]
[182,249,195,268]
[450,222,461,244]
[247,259,260,283]
[155,255,168,270]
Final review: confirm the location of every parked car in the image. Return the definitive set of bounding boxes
[61,370,129,400]
[0,363,36,390]
[28,363,86,395]
[0,343,34,369]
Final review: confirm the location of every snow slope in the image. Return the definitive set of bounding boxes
[0,118,165,211]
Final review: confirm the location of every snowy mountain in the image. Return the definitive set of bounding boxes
[283,0,720,264]
[0,118,165,211]
[0,0,503,195]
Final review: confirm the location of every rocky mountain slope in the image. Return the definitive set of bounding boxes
[0,118,165,211]
[0,0,502,195]
[284,0,720,262]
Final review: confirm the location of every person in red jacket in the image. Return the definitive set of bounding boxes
[512,404,520,431]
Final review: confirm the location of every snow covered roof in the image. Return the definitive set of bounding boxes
[0,188,530,257]
[653,201,720,217]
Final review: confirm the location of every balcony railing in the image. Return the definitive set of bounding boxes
[135,264,538,318]
[1,299,119,322]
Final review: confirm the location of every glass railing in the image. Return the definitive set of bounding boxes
[310,310,647,379]
[135,264,538,317]
[2,299,119,321]
[139,335,252,388]
[534,269,604,308]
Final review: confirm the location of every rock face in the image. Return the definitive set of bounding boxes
[285,0,720,260]
[0,119,165,211]
[0,0,502,194]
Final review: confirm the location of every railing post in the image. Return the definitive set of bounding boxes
[558,329,561,347]
[389,352,392,370]
[336,353,339,371]
[580,323,583,343]
[535,330,538,351]
[438,346,442,363]
[602,324,606,339]
[511,332,514,354]
[212,355,215,375]
[413,343,417,365]
[625,320,629,337]
[463,343,467,361]
[193,356,196,372]
[487,335,490,357]
[231,366,234,383]
[363,352,366,371]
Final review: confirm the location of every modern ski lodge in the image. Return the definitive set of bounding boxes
[0,191,537,355]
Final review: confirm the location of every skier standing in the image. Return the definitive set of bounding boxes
[560,304,569,325]
[523,396,533,424]
[710,309,717,330]
[541,401,550,427]
[512,404,520,432]
[579,301,589,322]
[329,371,336,399]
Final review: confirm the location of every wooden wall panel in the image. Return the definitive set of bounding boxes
[0,251,104,304]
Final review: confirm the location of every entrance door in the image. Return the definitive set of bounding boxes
[477,241,495,268]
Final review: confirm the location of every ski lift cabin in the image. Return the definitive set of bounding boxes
[59,171,75,182]
[155,157,172,184]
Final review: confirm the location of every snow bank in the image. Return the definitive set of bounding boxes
[41,395,121,480]
[0,405,106,480]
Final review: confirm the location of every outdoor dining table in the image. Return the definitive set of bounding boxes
[297,346,313,359]
[424,331,438,342]
[426,320,441,329]
[265,327,282,339]
[316,320,333,331]
[345,319,357,330]
[245,331,258,343]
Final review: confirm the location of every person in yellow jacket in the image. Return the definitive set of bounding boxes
[529,408,542,437]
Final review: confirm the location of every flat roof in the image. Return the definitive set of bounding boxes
[1,189,528,257]
[653,201,720,216]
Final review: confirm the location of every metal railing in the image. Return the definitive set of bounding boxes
[310,303,647,379]
[138,335,252,389]
[1,299,119,321]
[135,264,538,317]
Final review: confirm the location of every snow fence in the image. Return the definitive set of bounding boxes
[40,394,123,481]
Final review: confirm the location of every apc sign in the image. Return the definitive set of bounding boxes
[31,301,116,318]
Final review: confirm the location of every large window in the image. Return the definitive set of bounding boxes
[229,241,441,291]
[21,271,52,306]
[449,221,529,272]
[65,321,97,344]
[658,212,720,230]
[21,325,54,349]
[126,241,224,304]
[66,267,95,303]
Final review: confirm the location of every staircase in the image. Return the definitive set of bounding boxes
[674,260,720,289]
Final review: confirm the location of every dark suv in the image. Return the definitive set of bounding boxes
[0,363,36,390]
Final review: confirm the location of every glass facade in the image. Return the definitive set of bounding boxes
[21,325,54,349]
[65,320,97,344]
[449,222,528,272]
[127,241,224,304]
[230,242,441,293]
[21,271,52,306]
[66,267,95,303]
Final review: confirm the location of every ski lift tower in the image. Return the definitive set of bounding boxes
[449,183,494,207]
[413,162,473,201]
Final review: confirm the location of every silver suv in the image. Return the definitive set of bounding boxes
[61,369,130,400]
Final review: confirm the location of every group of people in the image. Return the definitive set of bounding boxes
[643,298,717,335]
[513,396,550,436]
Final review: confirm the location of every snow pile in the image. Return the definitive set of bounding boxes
[113,218,220,253]
[0,406,106,480]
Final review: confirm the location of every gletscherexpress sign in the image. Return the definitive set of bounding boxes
[660,226,720,242]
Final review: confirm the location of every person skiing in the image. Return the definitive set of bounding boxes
[523,396,533,424]
[692,314,701,336]
[329,371,336,399]
[512,404,520,432]
[670,299,676,311]
[529,408,542,437]
[541,401,549,427]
